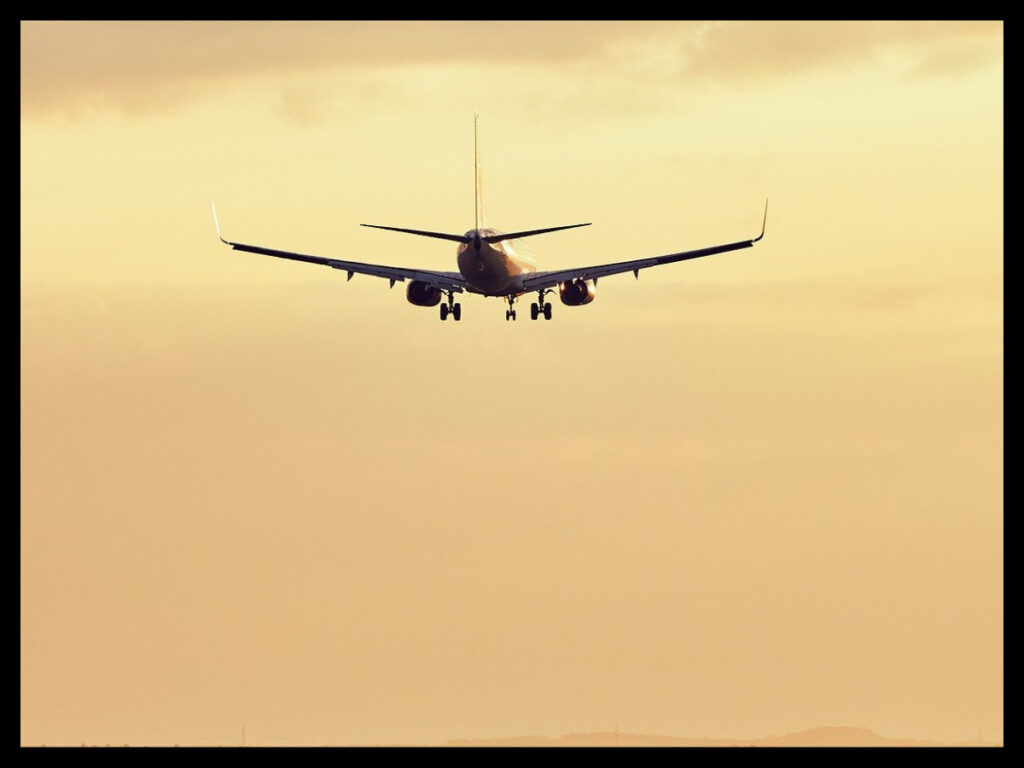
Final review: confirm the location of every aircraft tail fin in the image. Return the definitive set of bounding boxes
[361,116,591,245]
[475,113,484,230]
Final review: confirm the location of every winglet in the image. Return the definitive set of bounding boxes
[753,198,768,243]
[211,201,228,244]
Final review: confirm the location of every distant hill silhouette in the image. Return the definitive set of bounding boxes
[446,726,999,747]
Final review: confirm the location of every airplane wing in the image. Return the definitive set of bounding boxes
[212,203,467,293]
[522,201,767,293]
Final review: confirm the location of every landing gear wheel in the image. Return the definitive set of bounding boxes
[440,304,449,321]
[533,290,554,322]
[452,303,461,321]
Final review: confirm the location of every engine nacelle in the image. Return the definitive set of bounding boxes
[558,278,596,306]
[406,280,442,307]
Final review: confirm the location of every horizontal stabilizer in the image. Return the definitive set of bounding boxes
[482,223,590,243]
[360,222,591,244]
[360,224,470,243]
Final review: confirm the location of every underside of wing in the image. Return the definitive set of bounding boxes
[227,240,466,292]
[522,202,767,293]
[214,204,466,292]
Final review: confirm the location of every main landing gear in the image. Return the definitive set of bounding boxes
[530,289,553,321]
[439,291,461,321]
[505,292,554,321]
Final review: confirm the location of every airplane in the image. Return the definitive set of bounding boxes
[212,115,766,322]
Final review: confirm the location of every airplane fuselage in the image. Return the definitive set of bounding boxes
[457,228,537,295]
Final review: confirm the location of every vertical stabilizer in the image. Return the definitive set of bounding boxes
[474,113,484,230]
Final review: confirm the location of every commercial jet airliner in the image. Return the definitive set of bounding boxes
[212,115,766,321]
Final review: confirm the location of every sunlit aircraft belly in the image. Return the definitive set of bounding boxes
[457,229,537,295]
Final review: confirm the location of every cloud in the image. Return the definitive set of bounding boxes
[21,21,1002,119]
[20,21,658,117]
[912,41,1001,77]
[274,85,330,127]
[604,20,1001,84]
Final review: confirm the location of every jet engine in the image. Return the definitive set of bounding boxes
[406,280,442,307]
[558,278,596,306]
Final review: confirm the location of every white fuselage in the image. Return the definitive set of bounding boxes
[457,229,537,295]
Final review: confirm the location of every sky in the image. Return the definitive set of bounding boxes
[21,21,1002,746]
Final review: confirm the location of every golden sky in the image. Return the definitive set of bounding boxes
[21,21,1002,746]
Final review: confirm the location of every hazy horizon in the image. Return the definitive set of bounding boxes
[22,21,1002,747]
[39,725,1002,748]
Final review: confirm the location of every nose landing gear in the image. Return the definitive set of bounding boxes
[505,295,517,321]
